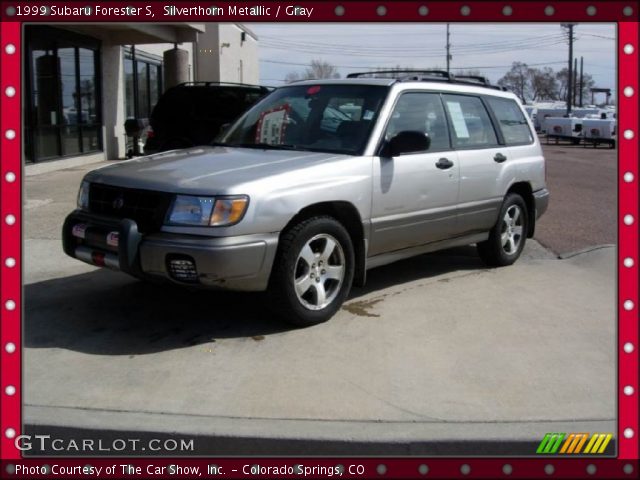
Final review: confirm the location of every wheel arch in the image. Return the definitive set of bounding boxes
[506,182,535,238]
[280,201,367,287]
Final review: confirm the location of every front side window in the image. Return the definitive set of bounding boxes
[486,97,533,145]
[384,92,450,152]
[222,84,388,155]
[443,94,498,149]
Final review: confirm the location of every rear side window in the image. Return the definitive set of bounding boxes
[487,97,534,145]
[443,94,498,149]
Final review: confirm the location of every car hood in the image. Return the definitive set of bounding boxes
[85,146,351,195]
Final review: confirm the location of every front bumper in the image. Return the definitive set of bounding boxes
[62,210,279,291]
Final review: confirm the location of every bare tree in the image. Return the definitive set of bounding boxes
[284,59,340,83]
[528,67,558,101]
[364,65,416,78]
[455,69,485,78]
[497,62,530,102]
[556,67,595,104]
[498,62,562,103]
[284,71,302,84]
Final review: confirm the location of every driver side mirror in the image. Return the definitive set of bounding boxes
[380,131,431,158]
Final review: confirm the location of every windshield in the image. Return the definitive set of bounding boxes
[219,84,388,155]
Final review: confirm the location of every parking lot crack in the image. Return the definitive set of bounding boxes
[344,381,444,421]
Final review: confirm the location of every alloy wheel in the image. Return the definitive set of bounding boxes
[500,205,524,254]
[293,234,345,310]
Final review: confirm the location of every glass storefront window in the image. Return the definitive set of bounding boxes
[59,47,78,126]
[149,64,160,114]
[124,57,135,119]
[24,26,102,163]
[81,126,100,152]
[34,127,59,159]
[61,126,81,156]
[79,48,98,124]
[124,49,163,121]
[137,61,150,118]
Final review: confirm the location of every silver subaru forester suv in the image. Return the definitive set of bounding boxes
[63,71,549,326]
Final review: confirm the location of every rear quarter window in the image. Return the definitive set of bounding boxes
[487,97,534,145]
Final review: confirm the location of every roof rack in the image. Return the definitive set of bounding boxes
[454,75,491,85]
[346,70,508,91]
[175,81,273,90]
[347,69,451,79]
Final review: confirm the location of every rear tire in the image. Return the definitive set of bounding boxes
[269,216,354,326]
[477,193,528,267]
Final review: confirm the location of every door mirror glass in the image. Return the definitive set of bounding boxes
[382,131,430,157]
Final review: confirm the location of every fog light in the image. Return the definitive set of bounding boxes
[167,255,198,283]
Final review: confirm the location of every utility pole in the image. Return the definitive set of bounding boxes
[446,24,451,75]
[573,58,578,108]
[562,23,577,115]
[579,57,584,107]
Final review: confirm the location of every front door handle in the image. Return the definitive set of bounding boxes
[494,153,507,163]
[435,157,454,169]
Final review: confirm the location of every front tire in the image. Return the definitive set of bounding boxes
[269,216,355,326]
[477,193,528,267]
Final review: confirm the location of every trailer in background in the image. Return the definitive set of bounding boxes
[582,118,616,148]
[523,106,536,120]
[571,108,601,118]
[544,117,584,144]
[535,108,567,132]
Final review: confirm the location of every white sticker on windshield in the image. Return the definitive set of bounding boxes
[446,101,470,139]
[255,104,290,145]
[363,110,374,120]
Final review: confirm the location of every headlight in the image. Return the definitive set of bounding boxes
[166,195,248,226]
[77,181,90,210]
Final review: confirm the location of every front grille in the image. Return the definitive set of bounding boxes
[88,184,172,234]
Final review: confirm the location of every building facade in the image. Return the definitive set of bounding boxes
[23,23,259,168]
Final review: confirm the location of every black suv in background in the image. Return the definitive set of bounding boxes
[143,82,273,154]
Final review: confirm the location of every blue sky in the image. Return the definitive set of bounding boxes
[247,23,616,95]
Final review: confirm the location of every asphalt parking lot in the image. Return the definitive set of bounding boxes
[536,142,616,255]
[23,143,616,455]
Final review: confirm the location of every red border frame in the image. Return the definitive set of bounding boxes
[1,2,638,478]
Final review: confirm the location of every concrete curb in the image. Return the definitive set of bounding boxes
[24,405,616,456]
[558,244,616,260]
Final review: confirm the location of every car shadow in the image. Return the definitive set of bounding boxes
[24,246,484,356]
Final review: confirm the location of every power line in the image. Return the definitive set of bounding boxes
[258,33,566,51]
[257,34,567,57]
[579,33,615,40]
[260,58,568,71]
[259,40,568,59]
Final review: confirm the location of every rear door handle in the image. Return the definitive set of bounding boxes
[494,153,507,163]
[435,157,454,169]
